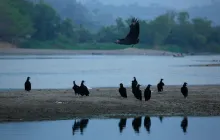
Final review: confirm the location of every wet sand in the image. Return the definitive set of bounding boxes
[1,85,220,122]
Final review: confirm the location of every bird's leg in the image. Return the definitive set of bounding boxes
[131,44,134,48]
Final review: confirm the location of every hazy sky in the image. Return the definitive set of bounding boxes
[79,0,213,9]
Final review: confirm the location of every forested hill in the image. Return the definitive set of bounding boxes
[0,0,220,53]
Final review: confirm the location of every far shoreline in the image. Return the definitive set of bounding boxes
[0,47,218,56]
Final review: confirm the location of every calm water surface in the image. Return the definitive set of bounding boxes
[0,116,220,140]
[0,55,220,89]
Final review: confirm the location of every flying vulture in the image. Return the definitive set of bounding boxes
[115,18,140,47]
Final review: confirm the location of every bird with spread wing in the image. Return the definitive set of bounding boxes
[115,18,140,47]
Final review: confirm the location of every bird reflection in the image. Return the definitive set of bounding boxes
[159,116,163,123]
[181,117,188,134]
[132,117,142,133]
[144,116,151,133]
[72,119,89,135]
[118,118,127,133]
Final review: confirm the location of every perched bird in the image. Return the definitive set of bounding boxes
[115,18,140,47]
[144,84,152,101]
[24,77,31,91]
[157,79,164,92]
[135,84,142,101]
[131,77,138,95]
[72,81,80,95]
[79,80,90,96]
[119,83,127,98]
[181,82,188,98]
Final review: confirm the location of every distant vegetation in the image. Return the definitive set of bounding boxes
[0,0,220,53]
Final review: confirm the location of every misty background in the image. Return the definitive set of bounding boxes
[38,0,220,28]
[1,0,220,53]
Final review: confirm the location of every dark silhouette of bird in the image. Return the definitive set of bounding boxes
[144,116,151,133]
[24,77,31,91]
[79,119,89,135]
[144,84,152,101]
[118,118,127,133]
[115,18,140,47]
[159,116,163,123]
[72,81,79,95]
[132,117,142,133]
[181,117,188,134]
[135,84,142,101]
[79,80,90,96]
[131,77,138,95]
[72,120,80,135]
[118,83,127,98]
[181,82,188,98]
[157,79,164,92]
[72,119,89,135]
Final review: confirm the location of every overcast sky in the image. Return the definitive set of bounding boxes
[78,0,214,9]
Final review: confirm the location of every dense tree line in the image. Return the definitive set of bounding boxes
[0,0,220,52]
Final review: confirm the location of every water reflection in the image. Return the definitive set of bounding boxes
[118,118,127,133]
[71,116,189,136]
[159,116,163,123]
[144,116,151,134]
[132,117,142,133]
[181,117,188,134]
[2,116,220,140]
[72,119,89,135]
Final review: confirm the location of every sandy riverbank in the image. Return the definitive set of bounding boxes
[1,85,220,122]
[0,47,179,56]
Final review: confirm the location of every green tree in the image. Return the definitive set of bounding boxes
[0,0,34,43]
[32,1,60,41]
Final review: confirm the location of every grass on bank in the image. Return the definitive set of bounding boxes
[19,39,187,53]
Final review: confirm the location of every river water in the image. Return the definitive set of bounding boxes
[0,55,220,89]
[0,116,219,140]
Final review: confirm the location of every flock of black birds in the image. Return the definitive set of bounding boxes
[72,116,188,135]
[24,76,188,100]
[118,77,189,101]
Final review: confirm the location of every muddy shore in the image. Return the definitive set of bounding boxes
[0,85,220,122]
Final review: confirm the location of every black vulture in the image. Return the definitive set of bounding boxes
[24,77,31,91]
[144,84,152,101]
[131,77,138,95]
[157,79,164,92]
[181,82,188,98]
[79,80,90,96]
[119,83,127,98]
[135,84,142,101]
[115,18,140,47]
[72,81,80,95]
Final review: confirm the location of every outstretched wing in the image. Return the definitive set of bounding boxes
[125,18,139,40]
